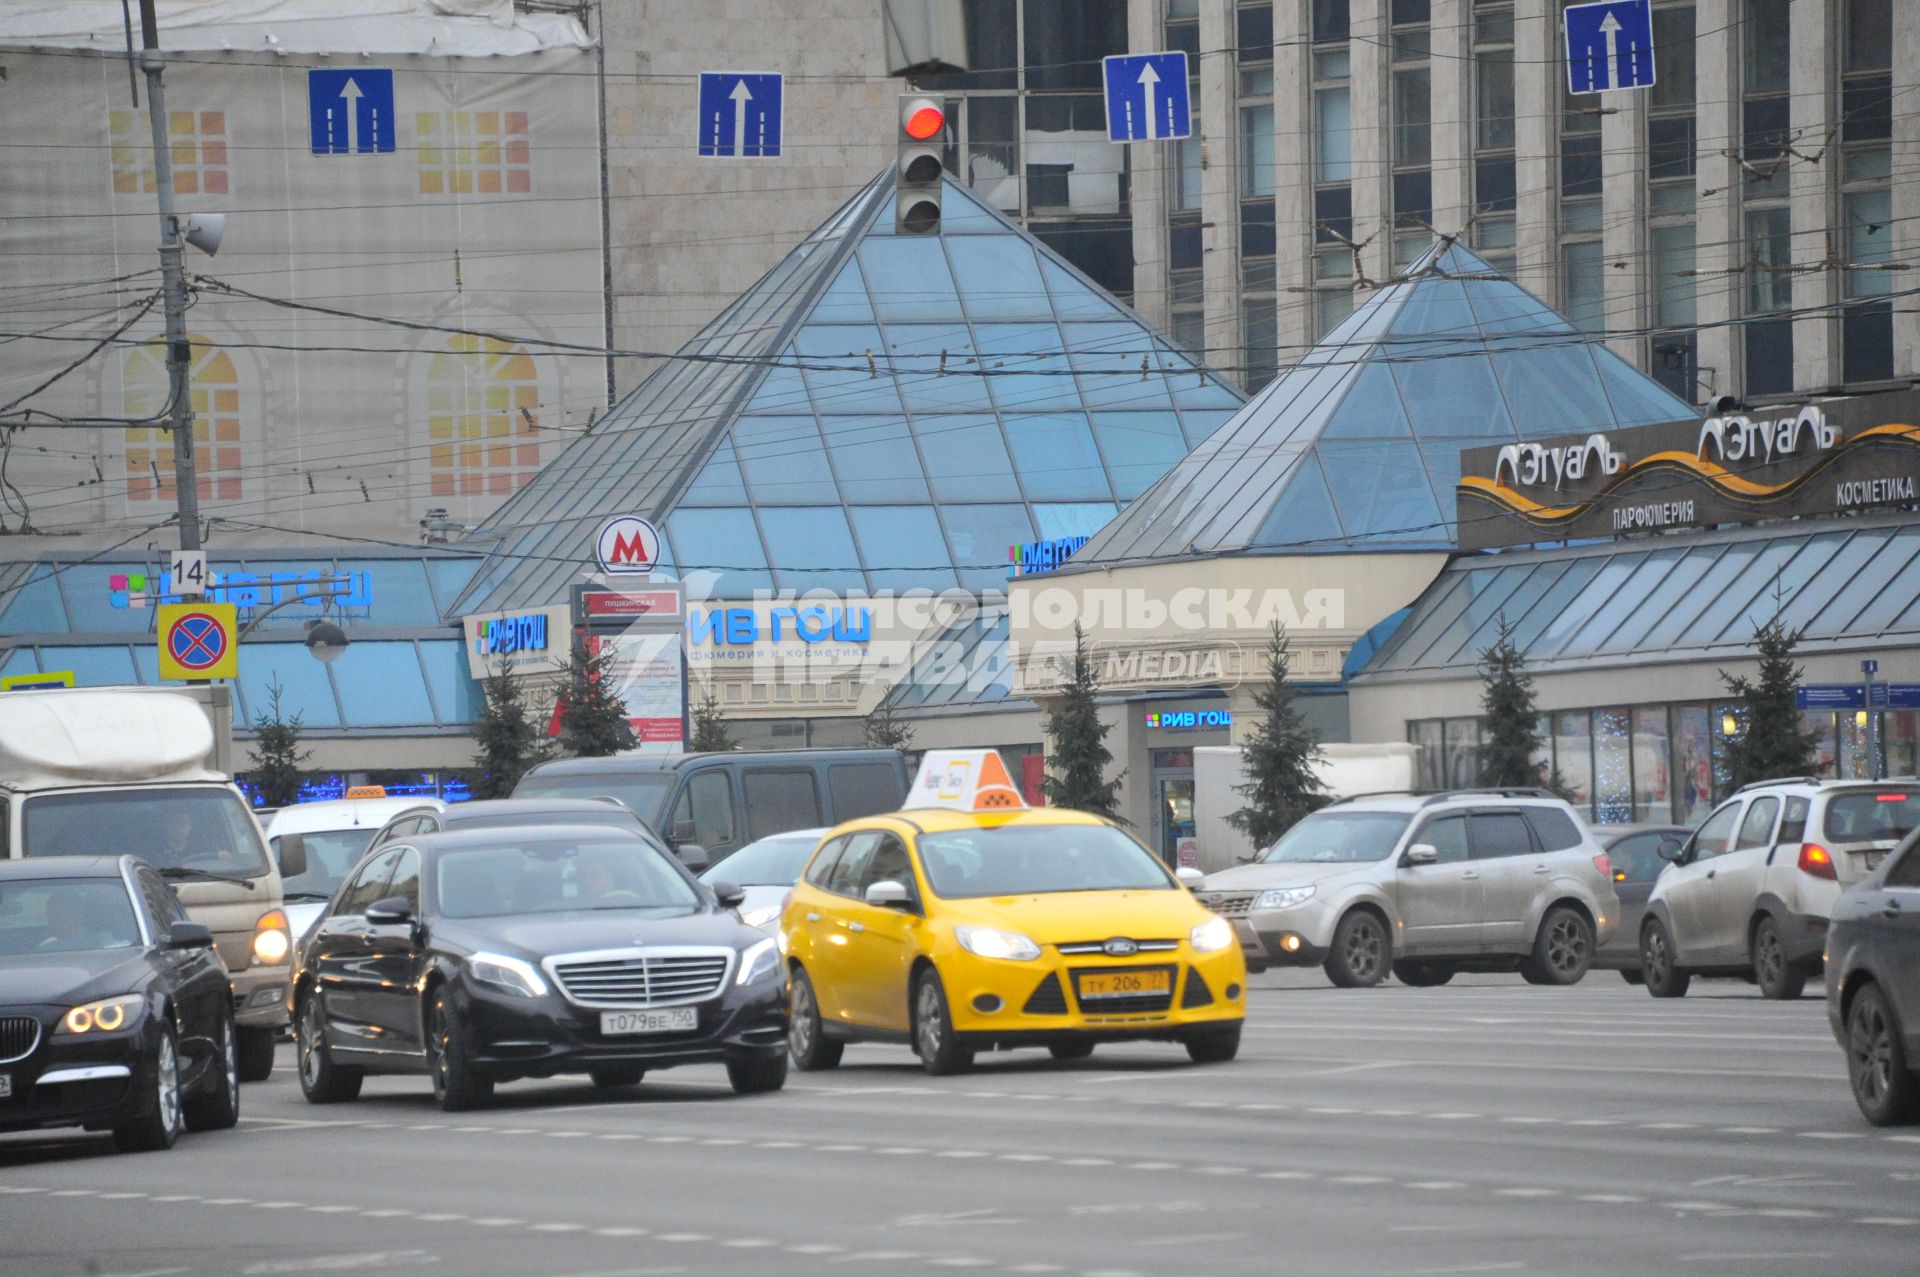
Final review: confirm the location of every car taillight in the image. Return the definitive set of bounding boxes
[1797,843,1837,881]
[1593,853,1612,880]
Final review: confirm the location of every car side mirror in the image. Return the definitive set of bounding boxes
[1403,843,1439,866]
[365,896,413,926]
[670,817,698,845]
[674,843,710,873]
[710,880,747,909]
[864,879,912,908]
[1657,838,1686,862]
[275,833,308,880]
[1174,866,1204,887]
[166,921,214,950]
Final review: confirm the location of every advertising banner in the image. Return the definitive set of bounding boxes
[600,632,686,751]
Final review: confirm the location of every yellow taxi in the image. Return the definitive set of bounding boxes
[780,751,1246,1074]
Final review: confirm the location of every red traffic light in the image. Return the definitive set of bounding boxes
[904,104,945,140]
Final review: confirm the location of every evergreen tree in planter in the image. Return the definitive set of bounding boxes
[1476,614,1565,794]
[1719,616,1821,787]
[689,683,737,752]
[248,678,310,809]
[862,686,915,751]
[1041,624,1123,819]
[472,662,549,798]
[556,636,635,757]
[1228,624,1328,849]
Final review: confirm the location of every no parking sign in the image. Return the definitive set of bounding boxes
[158,602,238,681]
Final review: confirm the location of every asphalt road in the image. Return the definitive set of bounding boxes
[4,973,1916,1277]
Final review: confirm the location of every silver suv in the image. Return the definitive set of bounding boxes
[1198,789,1620,988]
[1640,777,1920,1000]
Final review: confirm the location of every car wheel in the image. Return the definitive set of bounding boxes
[1049,1041,1095,1061]
[1521,907,1594,986]
[726,1052,789,1095]
[1620,969,1645,986]
[1752,916,1806,1000]
[1847,983,1919,1127]
[1640,919,1690,998]
[426,987,493,1112]
[589,1065,646,1088]
[183,1012,240,1132]
[1324,911,1390,988]
[911,969,973,1076]
[295,990,363,1104]
[1392,960,1454,987]
[235,1025,276,1083]
[112,1024,183,1153]
[787,967,843,1071]
[1185,1025,1242,1064]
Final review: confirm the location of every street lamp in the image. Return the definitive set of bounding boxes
[304,620,349,664]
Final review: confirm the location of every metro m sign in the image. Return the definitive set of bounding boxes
[594,515,662,576]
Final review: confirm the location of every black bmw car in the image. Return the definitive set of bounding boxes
[291,825,786,1111]
[0,856,239,1152]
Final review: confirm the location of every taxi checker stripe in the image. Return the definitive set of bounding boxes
[170,613,227,667]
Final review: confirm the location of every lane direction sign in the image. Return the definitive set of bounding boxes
[1564,0,1656,95]
[158,602,238,681]
[308,68,396,155]
[1102,52,1191,143]
[698,72,783,158]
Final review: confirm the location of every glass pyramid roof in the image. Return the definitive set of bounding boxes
[451,174,1244,613]
[1071,241,1696,567]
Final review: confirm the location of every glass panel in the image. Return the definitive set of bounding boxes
[1003,413,1109,499]
[1593,708,1633,823]
[678,438,750,505]
[1562,240,1605,332]
[1092,411,1189,499]
[1651,6,1696,107]
[1844,189,1893,298]
[1671,705,1715,824]
[0,647,39,679]
[848,506,958,592]
[1393,354,1516,438]
[940,503,1034,591]
[1488,343,1612,431]
[1744,0,1791,93]
[1847,0,1893,72]
[758,507,866,593]
[331,642,435,728]
[1178,407,1239,446]
[857,238,962,322]
[1672,537,1805,646]
[1040,256,1117,322]
[1554,711,1594,816]
[977,322,1082,412]
[35,646,137,688]
[665,508,773,596]
[1593,347,1693,425]
[1428,560,1573,669]
[1476,52,1514,149]
[914,414,1019,500]
[884,323,993,412]
[731,417,838,504]
[420,639,483,725]
[1397,564,1533,668]
[793,325,902,414]
[1320,360,1413,439]
[1315,441,1445,543]
[56,565,156,633]
[811,260,875,324]
[1776,528,1894,632]
[743,361,812,414]
[1806,526,1920,636]
[945,235,1049,320]
[1315,88,1353,182]
[1504,558,1604,653]
[1032,502,1118,540]
[425,559,480,614]
[235,642,341,730]
[1444,719,1481,787]
[357,561,440,627]
[1064,322,1174,410]
[0,565,68,633]
[1745,208,1793,313]
[819,416,928,502]
[1393,67,1431,165]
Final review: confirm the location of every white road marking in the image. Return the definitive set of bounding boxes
[1388,1262,1525,1275]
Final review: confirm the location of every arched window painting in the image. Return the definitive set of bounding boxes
[122,334,244,503]
[426,334,545,498]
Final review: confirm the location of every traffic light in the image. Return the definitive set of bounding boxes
[895,94,946,234]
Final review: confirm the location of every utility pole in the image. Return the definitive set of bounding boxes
[137,0,201,554]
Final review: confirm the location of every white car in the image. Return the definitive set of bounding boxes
[262,796,431,940]
[699,828,827,935]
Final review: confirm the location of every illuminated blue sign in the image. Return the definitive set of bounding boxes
[111,569,372,611]
[475,613,549,657]
[687,607,872,646]
[1146,708,1232,730]
[1009,535,1089,578]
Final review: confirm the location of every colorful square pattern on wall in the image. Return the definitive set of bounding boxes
[110,110,229,195]
[426,335,544,497]
[123,335,244,503]
[416,111,531,195]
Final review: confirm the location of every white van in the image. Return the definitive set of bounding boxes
[0,686,299,1081]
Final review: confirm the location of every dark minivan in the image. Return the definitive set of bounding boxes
[512,750,909,869]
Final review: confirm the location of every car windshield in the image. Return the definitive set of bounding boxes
[513,773,674,826]
[450,809,661,851]
[275,829,378,900]
[703,834,818,886]
[1261,811,1412,864]
[0,877,143,957]
[916,824,1172,899]
[23,788,270,879]
[1823,791,1920,844]
[433,838,700,919]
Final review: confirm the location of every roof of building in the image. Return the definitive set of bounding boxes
[1068,241,1697,567]
[881,605,1022,714]
[449,172,1244,614]
[1354,511,1920,683]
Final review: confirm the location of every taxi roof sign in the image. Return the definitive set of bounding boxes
[344,785,388,799]
[905,750,1027,813]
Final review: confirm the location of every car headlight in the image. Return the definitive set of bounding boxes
[58,994,144,1036]
[955,926,1041,962]
[736,937,780,986]
[1190,916,1235,954]
[252,909,292,966]
[1254,886,1316,911]
[740,905,780,929]
[466,952,549,998]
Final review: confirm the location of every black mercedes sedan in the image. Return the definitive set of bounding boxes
[1826,827,1920,1126]
[291,825,786,1111]
[0,856,239,1152]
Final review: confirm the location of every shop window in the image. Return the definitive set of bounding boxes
[1631,706,1672,822]
[1554,711,1593,813]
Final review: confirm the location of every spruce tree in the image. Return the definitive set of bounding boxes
[862,686,915,751]
[1228,624,1328,848]
[1041,624,1123,819]
[688,683,737,752]
[473,662,549,798]
[248,678,310,808]
[1718,617,1821,787]
[556,636,635,757]
[1476,614,1563,793]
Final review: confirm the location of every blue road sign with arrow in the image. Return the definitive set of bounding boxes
[1564,0,1656,94]
[698,72,783,158]
[1102,52,1191,143]
[308,68,396,155]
